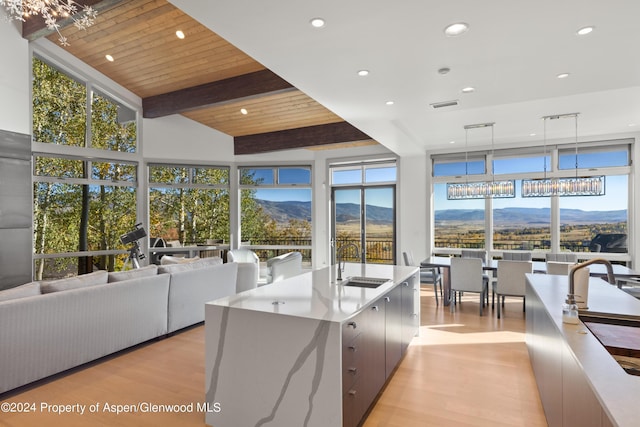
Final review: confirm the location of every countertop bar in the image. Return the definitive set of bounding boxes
[208,263,418,323]
[526,273,640,426]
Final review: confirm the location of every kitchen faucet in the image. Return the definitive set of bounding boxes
[336,243,360,281]
[567,258,615,305]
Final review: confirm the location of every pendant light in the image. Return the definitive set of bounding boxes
[447,122,515,200]
[522,113,605,197]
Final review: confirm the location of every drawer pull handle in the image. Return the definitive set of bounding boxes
[348,345,357,352]
[348,321,357,329]
[348,390,357,396]
[403,281,409,287]
[348,367,357,375]
[384,297,390,302]
[371,305,379,311]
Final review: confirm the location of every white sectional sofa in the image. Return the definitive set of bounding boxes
[0,258,239,394]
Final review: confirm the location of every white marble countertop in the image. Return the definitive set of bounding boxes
[207,263,418,323]
[526,273,640,426]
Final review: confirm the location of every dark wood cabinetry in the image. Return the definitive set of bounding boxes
[342,274,418,427]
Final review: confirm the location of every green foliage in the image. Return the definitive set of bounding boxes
[32,58,139,278]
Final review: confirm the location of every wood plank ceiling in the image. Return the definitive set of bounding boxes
[22,0,376,154]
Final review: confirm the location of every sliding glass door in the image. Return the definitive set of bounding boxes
[332,185,396,265]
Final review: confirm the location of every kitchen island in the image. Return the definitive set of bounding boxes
[204,263,418,427]
[526,273,640,427]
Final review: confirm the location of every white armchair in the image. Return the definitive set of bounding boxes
[266,252,302,284]
[227,249,260,292]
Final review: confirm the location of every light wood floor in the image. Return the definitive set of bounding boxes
[0,287,547,427]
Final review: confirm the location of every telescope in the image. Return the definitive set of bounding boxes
[120,223,147,245]
[120,224,147,270]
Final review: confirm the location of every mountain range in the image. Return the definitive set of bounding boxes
[257,200,393,223]
[435,207,627,226]
[258,200,626,226]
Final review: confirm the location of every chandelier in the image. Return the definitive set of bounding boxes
[446,122,516,200]
[521,113,605,197]
[1,0,97,46]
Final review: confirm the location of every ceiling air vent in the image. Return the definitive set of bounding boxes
[430,100,459,109]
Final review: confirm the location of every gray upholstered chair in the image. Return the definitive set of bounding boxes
[546,261,573,275]
[450,257,487,315]
[461,249,487,263]
[461,249,492,305]
[545,253,578,263]
[503,252,532,261]
[494,260,533,318]
[403,251,442,305]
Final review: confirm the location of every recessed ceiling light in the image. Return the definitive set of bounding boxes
[105,54,114,62]
[357,70,369,77]
[240,108,248,115]
[310,17,325,28]
[576,26,594,36]
[449,140,455,144]
[628,123,636,127]
[557,73,570,79]
[176,30,185,39]
[530,133,537,137]
[385,101,394,105]
[461,87,475,93]
[444,22,469,37]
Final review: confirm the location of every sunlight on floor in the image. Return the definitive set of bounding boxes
[410,324,526,346]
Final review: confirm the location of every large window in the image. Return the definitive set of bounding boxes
[239,166,312,265]
[32,55,140,279]
[33,155,138,278]
[148,164,230,245]
[432,142,631,258]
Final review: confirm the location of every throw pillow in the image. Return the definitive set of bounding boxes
[0,282,41,302]
[41,270,108,293]
[107,265,158,283]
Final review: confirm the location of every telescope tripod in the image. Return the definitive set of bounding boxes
[122,241,145,270]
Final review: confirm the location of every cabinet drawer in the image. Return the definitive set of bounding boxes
[342,316,362,344]
[343,379,365,427]
[342,334,362,393]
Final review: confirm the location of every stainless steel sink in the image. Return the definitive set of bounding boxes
[340,276,390,289]
[579,313,640,376]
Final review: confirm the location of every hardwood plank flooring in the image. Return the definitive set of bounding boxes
[0,287,547,426]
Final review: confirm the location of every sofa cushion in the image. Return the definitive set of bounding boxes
[108,265,158,283]
[0,282,41,302]
[160,255,200,265]
[41,270,108,293]
[157,256,220,274]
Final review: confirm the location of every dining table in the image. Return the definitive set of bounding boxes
[420,256,639,306]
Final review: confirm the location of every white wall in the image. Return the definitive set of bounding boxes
[142,114,234,162]
[0,18,30,134]
[398,154,429,264]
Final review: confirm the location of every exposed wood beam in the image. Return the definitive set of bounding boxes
[142,70,295,118]
[234,122,372,155]
[21,0,125,41]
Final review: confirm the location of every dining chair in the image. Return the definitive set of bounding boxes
[546,261,573,275]
[450,257,487,315]
[494,260,533,319]
[403,251,443,305]
[503,251,532,261]
[546,253,578,263]
[461,249,492,305]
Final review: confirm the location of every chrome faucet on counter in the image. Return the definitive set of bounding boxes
[336,243,360,281]
[567,258,615,305]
